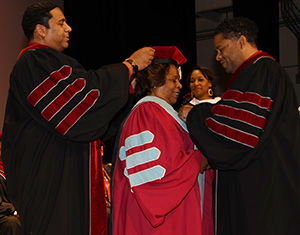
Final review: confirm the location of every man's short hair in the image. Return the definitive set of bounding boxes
[214,17,259,46]
[22,2,57,40]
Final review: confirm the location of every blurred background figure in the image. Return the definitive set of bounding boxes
[182,66,221,106]
[0,132,21,235]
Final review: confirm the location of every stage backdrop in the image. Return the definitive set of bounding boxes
[64,0,197,106]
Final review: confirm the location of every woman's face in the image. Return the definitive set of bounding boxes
[189,69,212,100]
[153,65,182,105]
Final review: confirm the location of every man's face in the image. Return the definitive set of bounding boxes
[44,7,72,52]
[214,33,244,74]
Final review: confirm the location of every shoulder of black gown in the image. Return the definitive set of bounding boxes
[9,47,130,142]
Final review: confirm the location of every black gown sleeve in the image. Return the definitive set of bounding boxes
[187,58,290,170]
[9,48,131,142]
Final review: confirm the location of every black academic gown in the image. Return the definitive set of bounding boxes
[2,43,130,235]
[187,51,300,235]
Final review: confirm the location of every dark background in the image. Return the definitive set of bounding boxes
[64,0,279,102]
[64,0,198,106]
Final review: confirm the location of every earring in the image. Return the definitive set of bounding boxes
[208,88,213,97]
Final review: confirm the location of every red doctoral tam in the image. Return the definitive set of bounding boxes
[152,46,187,67]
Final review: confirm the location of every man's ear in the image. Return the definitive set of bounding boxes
[238,35,247,49]
[35,24,47,38]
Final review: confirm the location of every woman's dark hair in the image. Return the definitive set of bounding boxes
[186,66,216,89]
[22,2,58,40]
[135,63,171,100]
[214,17,259,46]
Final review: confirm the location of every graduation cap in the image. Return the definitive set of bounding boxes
[152,46,187,68]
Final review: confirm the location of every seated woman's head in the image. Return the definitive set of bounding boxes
[135,46,186,106]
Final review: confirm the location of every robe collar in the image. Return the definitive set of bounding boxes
[134,96,188,132]
[226,50,275,89]
[18,42,51,59]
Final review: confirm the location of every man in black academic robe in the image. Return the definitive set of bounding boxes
[1,2,154,235]
[180,17,300,235]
